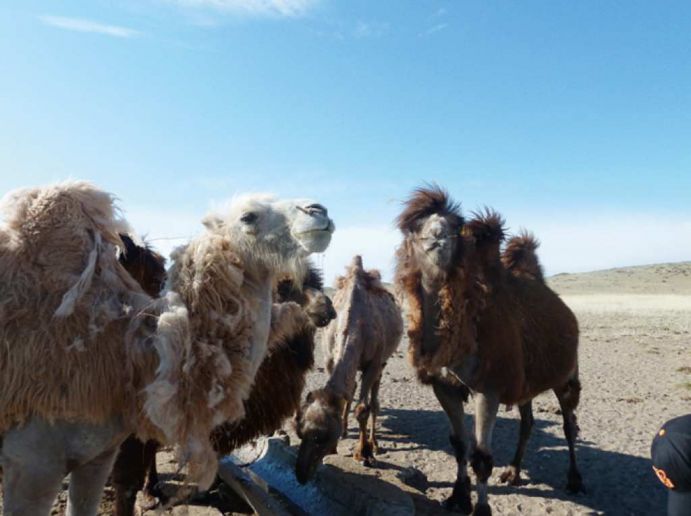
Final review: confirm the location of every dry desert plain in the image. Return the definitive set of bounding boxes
[4,262,691,515]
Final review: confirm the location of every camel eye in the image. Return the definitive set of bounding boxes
[305,204,327,216]
[240,212,258,224]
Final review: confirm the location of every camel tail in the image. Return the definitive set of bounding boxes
[501,230,544,281]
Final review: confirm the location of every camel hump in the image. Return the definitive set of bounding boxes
[466,208,506,247]
[502,230,544,281]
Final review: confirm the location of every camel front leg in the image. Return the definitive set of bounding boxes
[66,445,119,516]
[112,437,162,516]
[1,420,70,516]
[432,379,472,515]
[342,382,356,438]
[472,391,500,516]
[353,363,380,467]
[1,453,64,516]
[554,376,585,493]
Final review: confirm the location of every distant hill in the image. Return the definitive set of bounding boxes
[548,262,691,295]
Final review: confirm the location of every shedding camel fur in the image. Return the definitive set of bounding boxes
[0,183,194,516]
[111,202,335,516]
[112,263,336,516]
[0,184,336,516]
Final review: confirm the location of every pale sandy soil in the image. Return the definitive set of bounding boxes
[2,263,690,515]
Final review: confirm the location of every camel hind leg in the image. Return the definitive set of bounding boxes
[500,400,534,486]
[353,363,380,467]
[553,375,585,493]
[66,446,119,516]
[369,374,382,454]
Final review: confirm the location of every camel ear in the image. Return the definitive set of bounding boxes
[202,215,224,231]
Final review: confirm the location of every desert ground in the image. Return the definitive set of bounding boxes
[3,262,690,515]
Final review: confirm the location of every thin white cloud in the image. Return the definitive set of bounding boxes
[420,22,448,37]
[166,0,319,17]
[353,20,389,39]
[40,15,141,38]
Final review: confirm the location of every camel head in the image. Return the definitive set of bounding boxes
[396,185,464,282]
[294,388,344,484]
[276,266,336,328]
[204,194,335,277]
[302,288,336,327]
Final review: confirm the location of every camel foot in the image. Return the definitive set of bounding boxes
[499,466,521,486]
[442,496,472,514]
[566,469,585,494]
[361,455,376,468]
[472,502,492,516]
[139,492,162,512]
[442,478,472,514]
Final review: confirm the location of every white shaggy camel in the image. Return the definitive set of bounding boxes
[295,255,403,483]
[0,183,335,516]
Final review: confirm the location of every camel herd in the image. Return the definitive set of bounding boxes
[0,181,582,516]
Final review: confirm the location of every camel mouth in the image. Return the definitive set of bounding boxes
[294,226,334,254]
[295,441,324,484]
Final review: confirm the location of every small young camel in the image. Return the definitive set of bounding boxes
[395,187,582,516]
[295,255,403,483]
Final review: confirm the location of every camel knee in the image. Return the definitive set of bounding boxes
[471,448,494,483]
[354,403,371,425]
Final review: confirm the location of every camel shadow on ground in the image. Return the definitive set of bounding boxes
[377,407,666,515]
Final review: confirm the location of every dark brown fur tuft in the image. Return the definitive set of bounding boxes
[502,230,544,281]
[118,234,167,298]
[212,325,316,454]
[396,184,464,234]
[465,208,506,247]
[465,208,506,279]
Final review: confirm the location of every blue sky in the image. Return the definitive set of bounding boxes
[1,1,690,282]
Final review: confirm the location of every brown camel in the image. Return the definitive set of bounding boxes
[394,186,582,515]
[295,255,403,483]
[112,243,336,516]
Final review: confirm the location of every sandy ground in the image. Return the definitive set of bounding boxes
[2,262,689,515]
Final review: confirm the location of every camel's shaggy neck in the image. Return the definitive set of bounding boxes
[396,239,480,384]
[240,265,275,378]
[325,284,362,400]
[419,273,443,358]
